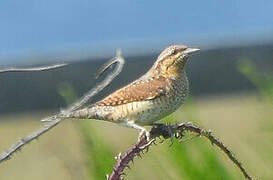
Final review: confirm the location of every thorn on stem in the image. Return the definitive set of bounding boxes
[115,152,122,161]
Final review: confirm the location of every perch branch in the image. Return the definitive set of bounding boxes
[0,63,68,73]
[108,122,253,180]
[0,50,125,164]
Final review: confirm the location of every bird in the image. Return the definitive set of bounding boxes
[67,45,200,141]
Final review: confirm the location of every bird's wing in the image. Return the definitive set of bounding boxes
[95,76,170,106]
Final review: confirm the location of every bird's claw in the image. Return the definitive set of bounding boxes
[166,125,175,146]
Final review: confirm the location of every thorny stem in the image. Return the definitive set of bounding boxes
[107,137,151,180]
[108,123,253,180]
[174,123,253,180]
[0,50,124,164]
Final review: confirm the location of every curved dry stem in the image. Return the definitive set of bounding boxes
[63,49,124,113]
[174,123,253,180]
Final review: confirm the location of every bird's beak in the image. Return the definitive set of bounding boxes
[184,48,200,55]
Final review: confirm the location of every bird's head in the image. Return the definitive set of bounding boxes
[153,45,200,78]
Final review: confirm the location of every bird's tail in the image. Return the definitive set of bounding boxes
[66,107,96,119]
[41,107,97,122]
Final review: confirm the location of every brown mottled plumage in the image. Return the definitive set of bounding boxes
[95,76,169,106]
[68,45,200,140]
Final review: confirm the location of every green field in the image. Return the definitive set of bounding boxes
[0,94,272,180]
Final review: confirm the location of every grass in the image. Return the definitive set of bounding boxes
[0,93,272,179]
[77,121,115,180]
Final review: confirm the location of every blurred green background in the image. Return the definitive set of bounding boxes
[1,0,273,179]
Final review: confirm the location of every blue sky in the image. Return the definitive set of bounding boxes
[1,0,273,63]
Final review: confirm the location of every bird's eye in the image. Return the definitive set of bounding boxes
[172,49,178,55]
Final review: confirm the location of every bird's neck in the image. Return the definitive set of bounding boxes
[148,66,187,80]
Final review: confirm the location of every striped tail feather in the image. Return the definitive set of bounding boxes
[67,106,114,120]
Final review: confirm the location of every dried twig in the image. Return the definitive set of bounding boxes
[0,63,68,73]
[0,118,62,163]
[63,49,124,113]
[0,50,125,164]
[108,123,253,180]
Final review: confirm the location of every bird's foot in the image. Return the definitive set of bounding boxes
[122,121,151,142]
[167,125,175,146]
[152,123,175,146]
